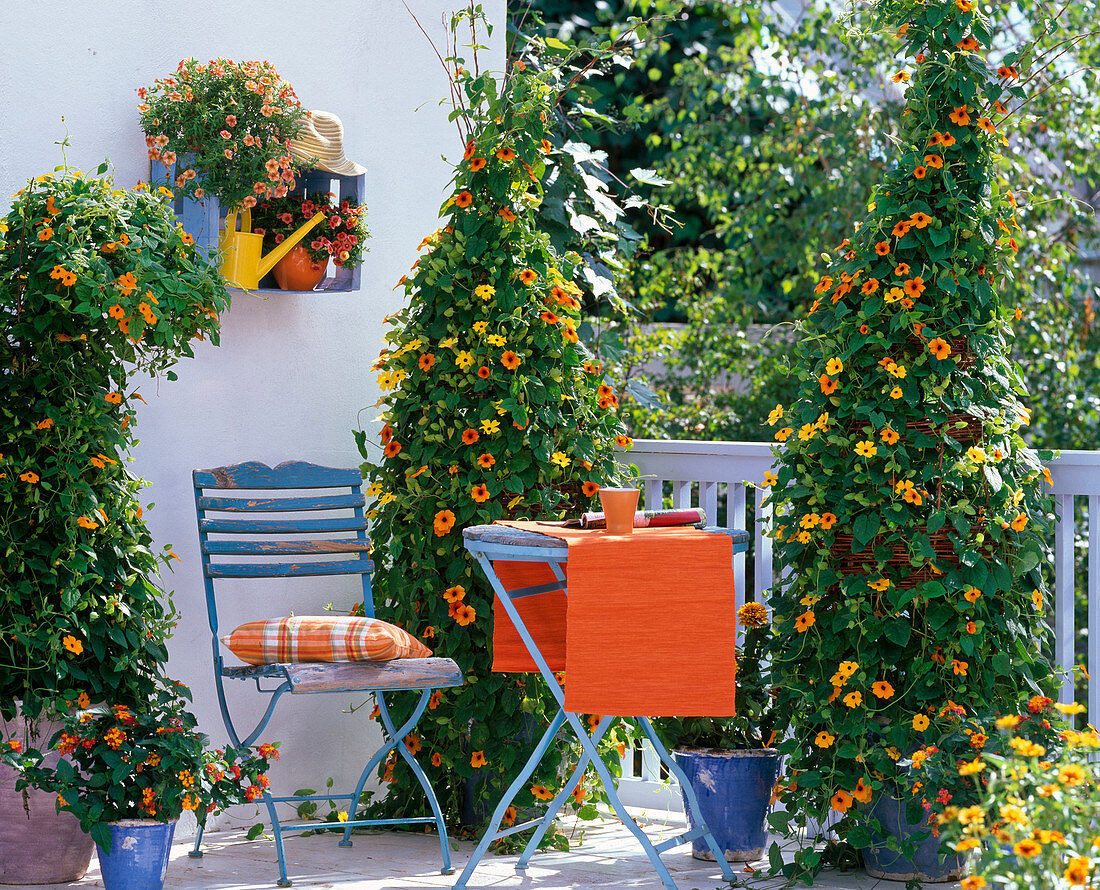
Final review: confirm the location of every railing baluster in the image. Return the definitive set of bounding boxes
[729,482,748,619]
[756,485,774,601]
[701,481,719,529]
[1090,495,1099,728]
[644,478,662,512]
[1055,493,1076,703]
[673,480,691,510]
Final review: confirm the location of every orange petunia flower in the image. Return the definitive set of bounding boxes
[952,659,969,676]
[455,191,473,208]
[814,276,834,294]
[433,509,456,536]
[976,117,995,134]
[431,752,443,767]
[997,65,1019,80]
[105,392,122,404]
[19,471,40,484]
[531,784,554,801]
[477,366,491,379]
[62,634,83,654]
[940,132,956,147]
[894,263,910,277]
[471,483,491,503]
[956,37,980,52]
[540,311,560,324]
[892,71,909,83]
[880,428,900,445]
[1010,512,1028,531]
[563,324,578,343]
[469,157,487,172]
[872,680,895,699]
[615,435,633,448]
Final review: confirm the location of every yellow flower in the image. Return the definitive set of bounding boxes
[456,351,475,369]
[1054,701,1086,715]
[797,423,817,441]
[843,691,862,708]
[767,404,784,425]
[775,427,793,441]
[737,602,769,627]
[480,419,501,435]
[995,715,1022,730]
[957,805,984,825]
[550,452,569,467]
[474,285,495,300]
[837,661,859,678]
[912,714,930,731]
[889,386,903,399]
[337,811,349,822]
[1058,763,1086,786]
[472,321,489,334]
[958,758,984,776]
[854,440,877,458]
[815,731,835,748]
[868,578,890,591]
[1065,856,1091,887]
[762,471,778,488]
[486,334,507,347]
[826,358,843,376]
[1013,839,1042,858]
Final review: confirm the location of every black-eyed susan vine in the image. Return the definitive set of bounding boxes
[763,0,1058,873]
[0,167,228,726]
[355,61,631,829]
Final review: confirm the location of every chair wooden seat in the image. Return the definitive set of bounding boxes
[223,658,463,693]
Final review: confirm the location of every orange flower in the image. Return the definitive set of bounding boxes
[431,752,443,767]
[997,65,1019,80]
[476,453,495,469]
[469,157,487,172]
[38,227,54,241]
[539,311,560,325]
[62,634,83,654]
[433,509,456,536]
[927,338,951,360]
[582,481,600,497]
[881,428,900,444]
[966,621,977,634]
[892,220,912,238]
[949,106,971,126]
[455,191,473,208]
[77,516,99,529]
[909,212,933,229]
[952,659,969,676]
[518,268,537,285]
[875,241,890,256]
[454,603,476,626]
[964,586,982,603]
[531,784,553,801]
[853,778,873,805]
[461,429,480,445]
[383,441,402,458]
[105,392,122,404]
[830,790,854,813]
[894,263,911,277]
[924,154,944,169]
[463,139,477,160]
[861,278,879,295]
[471,483,491,503]
[914,165,927,179]
[1010,512,1028,531]
[501,351,521,370]
[615,435,633,448]
[814,276,834,294]
[820,374,837,395]
[498,207,517,222]
[872,680,895,699]
[794,611,815,633]
[563,323,578,343]
[940,132,957,147]
[418,353,436,371]
[116,272,137,296]
[443,585,465,604]
[956,37,980,52]
[903,277,925,297]
[892,71,910,83]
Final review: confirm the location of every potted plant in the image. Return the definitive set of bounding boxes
[1,684,274,890]
[934,694,1097,890]
[250,190,370,291]
[655,602,781,862]
[354,60,630,829]
[139,57,308,211]
[763,0,1058,881]
[0,165,227,882]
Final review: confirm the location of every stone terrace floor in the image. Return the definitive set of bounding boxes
[13,807,960,890]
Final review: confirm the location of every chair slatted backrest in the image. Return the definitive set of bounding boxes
[193,461,375,640]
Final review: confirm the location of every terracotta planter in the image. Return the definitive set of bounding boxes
[598,487,640,535]
[0,756,94,884]
[272,245,327,291]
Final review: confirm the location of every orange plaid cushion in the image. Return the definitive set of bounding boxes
[221,616,432,665]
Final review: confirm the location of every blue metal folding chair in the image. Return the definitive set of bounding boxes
[188,460,462,887]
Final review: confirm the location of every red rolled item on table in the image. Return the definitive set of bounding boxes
[579,508,706,529]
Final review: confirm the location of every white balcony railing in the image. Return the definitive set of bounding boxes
[616,440,1100,805]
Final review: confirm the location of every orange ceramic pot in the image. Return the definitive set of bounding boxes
[598,487,640,535]
[272,245,327,291]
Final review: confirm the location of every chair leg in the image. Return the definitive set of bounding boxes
[188,820,205,858]
[262,791,293,887]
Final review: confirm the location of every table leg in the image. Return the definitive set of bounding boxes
[638,717,737,880]
[516,716,612,870]
[452,710,567,890]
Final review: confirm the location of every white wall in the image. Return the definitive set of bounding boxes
[0,0,504,831]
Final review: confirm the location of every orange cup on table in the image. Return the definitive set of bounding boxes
[598,487,640,534]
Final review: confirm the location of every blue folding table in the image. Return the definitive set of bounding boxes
[454,523,750,890]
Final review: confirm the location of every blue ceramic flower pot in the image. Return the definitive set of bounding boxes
[862,794,967,882]
[96,819,177,890]
[673,747,780,861]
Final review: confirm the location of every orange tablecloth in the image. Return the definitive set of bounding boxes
[490,522,736,717]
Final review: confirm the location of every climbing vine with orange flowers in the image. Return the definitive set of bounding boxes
[763,0,1059,876]
[355,52,631,830]
[0,167,228,725]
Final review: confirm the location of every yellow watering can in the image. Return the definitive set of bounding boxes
[219,208,327,289]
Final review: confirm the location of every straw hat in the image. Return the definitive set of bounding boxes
[289,110,366,177]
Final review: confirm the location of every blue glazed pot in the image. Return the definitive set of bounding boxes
[96,819,177,890]
[673,747,780,861]
[862,794,967,882]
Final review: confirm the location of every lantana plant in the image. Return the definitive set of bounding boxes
[763,0,1058,876]
[1,683,274,853]
[0,167,227,727]
[355,59,630,828]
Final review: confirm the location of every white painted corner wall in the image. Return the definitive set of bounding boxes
[0,0,505,830]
